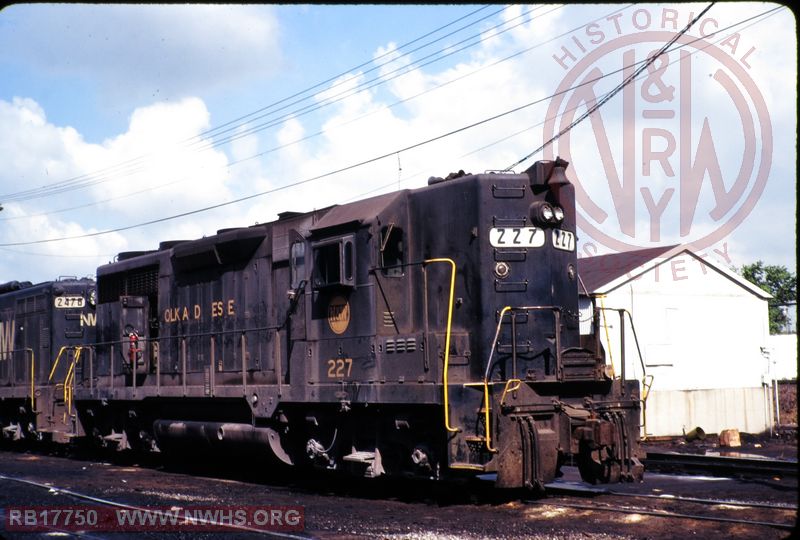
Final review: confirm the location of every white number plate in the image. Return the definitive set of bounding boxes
[489,227,545,248]
[54,296,85,309]
[552,229,576,251]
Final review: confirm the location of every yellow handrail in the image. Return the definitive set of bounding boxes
[483,306,512,452]
[48,346,70,382]
[500,378,522,407]
[424,258,460,433]
[479,305,513,453]
[63,348,83,416]
[598,295,615,377]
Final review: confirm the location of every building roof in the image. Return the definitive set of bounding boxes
[577,245,677,292]
[577,245,772,300]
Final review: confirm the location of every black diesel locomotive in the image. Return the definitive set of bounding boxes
[1,159,644,489]
[0,278,96,441]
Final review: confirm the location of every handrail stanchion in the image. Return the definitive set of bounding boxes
[210,335,216,397]
[156,338,160,397]
[89,347,94,397]
[423,258,459,434]
[27,348,35,409]
[181,338,187,396]
[618,309,626,396]
[241,332,247,395]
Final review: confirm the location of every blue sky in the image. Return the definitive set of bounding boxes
[0,3,795,283]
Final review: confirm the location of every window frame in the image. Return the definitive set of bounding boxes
[311,234,356,289]
[290,241,306,289]
[380,225,405,277]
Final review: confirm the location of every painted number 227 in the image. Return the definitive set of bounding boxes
[327,358,353,378]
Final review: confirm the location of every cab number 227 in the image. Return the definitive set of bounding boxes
[327,358,353,378]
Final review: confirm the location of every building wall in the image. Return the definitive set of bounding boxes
[765,333,798,381]
[645,387,772,437]
[583,252,772,436]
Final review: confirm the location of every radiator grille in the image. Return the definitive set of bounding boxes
[99,265,159,303]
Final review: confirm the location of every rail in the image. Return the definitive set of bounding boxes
[62,347,84,418]
[47,346,71,382]
[526,498,795,531]
[1,348,38,409]
[643,451,798,478]
[478,305,563,453]
[594,307,648,393]
[594,306,653,438]
[27,348,34,408]
[1,346,79,412]
[375,257,461,434]
[422,258,459,433]
[23,257,461,435]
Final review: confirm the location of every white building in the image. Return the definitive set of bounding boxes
[766,301,797,386]
[765,333,798,381]
[577,245,775,438]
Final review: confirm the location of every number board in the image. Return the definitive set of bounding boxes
[552,229,576,251]
[489,227,545,248]
[54,296,86,309]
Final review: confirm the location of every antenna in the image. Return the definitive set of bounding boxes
[396,152,402,190]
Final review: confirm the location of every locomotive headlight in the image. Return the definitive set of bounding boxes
[88,289,97,307]
[530,201,555,225]
[553,206,565,223]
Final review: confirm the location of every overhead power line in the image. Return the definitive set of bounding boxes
[502,2,716,171]
[1,3,611,224]
[351,3,783,203]
[0,4,509,204]
[0,2,782,249]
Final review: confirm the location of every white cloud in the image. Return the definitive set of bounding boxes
[0,96,233,282]
[0,3,794,284]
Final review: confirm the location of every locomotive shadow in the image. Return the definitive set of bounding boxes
[51,440,531,506]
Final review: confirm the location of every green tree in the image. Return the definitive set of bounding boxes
[739,261,797,334]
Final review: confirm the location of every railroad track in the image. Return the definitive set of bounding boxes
[643,451,798,478]
[527,497,796,532]
[533,483,797,532]
[2,447,796,539]
[0,472,310,539]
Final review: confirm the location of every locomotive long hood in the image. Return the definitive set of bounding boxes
[171,226,268,271]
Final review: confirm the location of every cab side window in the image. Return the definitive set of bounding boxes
[290,241,306,288]
[311,235,356,289]
[380,226,404,277]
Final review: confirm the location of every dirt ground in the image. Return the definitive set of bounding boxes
[642,428,798,461]
[1,448,796,540]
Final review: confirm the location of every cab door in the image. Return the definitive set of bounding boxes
[118,296,149,378]
[269,229,308,385]
[308,231,373,384]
